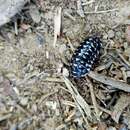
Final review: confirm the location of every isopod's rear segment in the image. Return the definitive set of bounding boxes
[70,36,102,78]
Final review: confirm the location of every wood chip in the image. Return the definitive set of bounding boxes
[88,71,130,92]
[111,94,130,123]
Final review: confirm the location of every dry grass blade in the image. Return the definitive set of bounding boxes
[62,100,76,107]
[39,90,58,105]
[98,106,112,115]
[66,36,75,52]
[64,12,76,21]
[63,76,92,121]
[56,124,66,130]
[53,7,62,47]
[88,71,130,92]
[65,109,76,122]
[42,77,64,82]
[85,8,118,14]
[0,113,12,122]
[82,0,95,6]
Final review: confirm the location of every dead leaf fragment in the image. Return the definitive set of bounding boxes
[29,4,41,23]
[0,77,17,99]
[97,122,107,130]
[111,94,130,123]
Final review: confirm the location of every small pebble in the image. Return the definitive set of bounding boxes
[59,44,67,54]
[10,124,17,130]
[18,118,33,130]
[103,33,108,39]
[57,62,63,74]
[126,71,130,84]
[116,31,122,37]
[45,101,57,110]
[124,47,130,56]
[35,33,44,45]
[32,104,37,113]
[20,97,28,106]
[101,24,106,28]
[124,42,128,49]
[119,124,128,130]
[62,67,69,77]
[108,30,115,38]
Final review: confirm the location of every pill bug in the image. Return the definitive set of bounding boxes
[70,36,102,78]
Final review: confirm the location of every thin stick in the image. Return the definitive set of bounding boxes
[66,36,75,52]
[85,8,118,14]
[64,12,76,21]
[88,71,130,92]
[42,77,64,82]
[38,90,58,105]
[16,104,31,117]
[14,21,18,35]
[98,106,112,115]
[116,49,130,67]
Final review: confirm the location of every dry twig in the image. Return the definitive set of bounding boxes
[85,8,118,14]
[64,12,76,21]
[66,36,75,52]
[88,71,130,92]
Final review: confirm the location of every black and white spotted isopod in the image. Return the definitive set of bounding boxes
[70,36,102,78]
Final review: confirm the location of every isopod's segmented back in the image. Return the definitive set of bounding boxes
[70,36,102,78]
